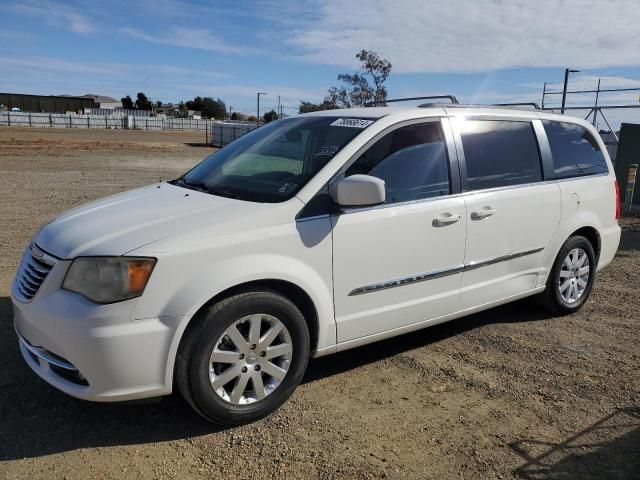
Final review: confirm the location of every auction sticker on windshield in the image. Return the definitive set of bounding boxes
[330,118,374,128]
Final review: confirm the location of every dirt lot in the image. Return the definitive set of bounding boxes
[0,127,638,479]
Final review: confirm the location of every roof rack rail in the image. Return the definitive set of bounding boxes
[490,102,541,110]
[365,95,459,107]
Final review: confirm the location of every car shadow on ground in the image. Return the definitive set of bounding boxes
[0,295,563,460]
[511,406,640,479]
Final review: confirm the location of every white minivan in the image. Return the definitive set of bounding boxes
[12,105,621,424]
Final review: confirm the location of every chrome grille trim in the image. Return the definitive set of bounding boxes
[17,331,77,371]
[14,244,56,302]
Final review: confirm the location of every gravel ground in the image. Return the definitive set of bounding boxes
[0,127,638,480]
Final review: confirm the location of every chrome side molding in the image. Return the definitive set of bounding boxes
[348,247,545,296]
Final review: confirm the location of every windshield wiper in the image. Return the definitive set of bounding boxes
[205,187,241,200]
[172,176,241,199]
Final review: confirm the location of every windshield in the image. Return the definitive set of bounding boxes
[175,116,375,202]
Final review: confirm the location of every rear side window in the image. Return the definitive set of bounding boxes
[542,120,609,178]
[459,119,542,190]
[345,122,450,204]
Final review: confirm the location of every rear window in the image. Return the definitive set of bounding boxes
[458,119,542,190]
[542,120,609,178]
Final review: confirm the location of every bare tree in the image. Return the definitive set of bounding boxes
[331,50,392,107]
[355,49,392,104]
[298,50,392,112]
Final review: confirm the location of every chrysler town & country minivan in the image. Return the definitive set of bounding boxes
[12,105,621,424]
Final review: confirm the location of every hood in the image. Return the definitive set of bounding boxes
[36,183,263,258]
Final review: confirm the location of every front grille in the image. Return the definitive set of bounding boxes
[14,245,54,301]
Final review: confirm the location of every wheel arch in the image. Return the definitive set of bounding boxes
[570,225,601,262]
[168,278,322,391]
[539,221,603,289]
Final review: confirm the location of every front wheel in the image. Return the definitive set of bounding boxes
[537,235,596,314]
[176,289,310,425]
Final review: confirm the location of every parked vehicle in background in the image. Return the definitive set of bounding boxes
[12,105,620,424]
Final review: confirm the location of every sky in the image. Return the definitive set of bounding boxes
[1,0,640,127]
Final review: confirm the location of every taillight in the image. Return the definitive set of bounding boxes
[614,179,621,220]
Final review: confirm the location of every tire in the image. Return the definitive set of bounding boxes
[176,288,310,425]
[537,235,597,315]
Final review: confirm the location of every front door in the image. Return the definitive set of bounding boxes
[331,119,467,343]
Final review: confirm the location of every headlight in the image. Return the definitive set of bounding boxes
[62,257,156,304]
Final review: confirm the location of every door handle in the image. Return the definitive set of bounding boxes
[433,213,461,227]
[471,207,497,220]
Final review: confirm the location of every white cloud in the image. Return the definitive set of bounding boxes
[9,0,95,34]
[0,56,229,101]
[279,0,640,73]
[120,27,257,55]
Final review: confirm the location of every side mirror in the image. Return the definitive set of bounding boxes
[333,174,386,208]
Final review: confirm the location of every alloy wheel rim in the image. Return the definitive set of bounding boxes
[558,248,590,304]
[209,314,292,405]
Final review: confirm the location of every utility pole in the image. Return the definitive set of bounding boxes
[228,105,233,120]
[277,95,281,119]
[561,68,580,114]
[257,92,266,126]
[541,82,547,109]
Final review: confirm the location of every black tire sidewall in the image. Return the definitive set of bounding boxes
[186,291,309,425]
[549,236,596,313]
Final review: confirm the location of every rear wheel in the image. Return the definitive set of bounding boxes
[176,289,310,425]
[537,235,596,314]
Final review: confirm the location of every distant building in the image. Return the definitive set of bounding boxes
[0,93,95,113]
[155,103,181,117]
[81,94,122,110]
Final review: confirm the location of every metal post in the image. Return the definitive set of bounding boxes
[626,164,638,213]
[7,112,10,126]
[69,114,72,128]
[592,79,601,127]
[560,68,580,114]
[87,116,90,129]
[599,110,619,142]
[49,113,52,127]
[257,92,266,127]
[541,82,547,110]
[560,69,569,114]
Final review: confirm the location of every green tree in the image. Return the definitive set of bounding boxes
[121,95,134,110]
[263,110,278,123]
[135,92,152,110]
[185,96,226,119]
[298,99,336,114]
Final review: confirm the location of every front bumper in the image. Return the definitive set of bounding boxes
[11,257,183,402]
